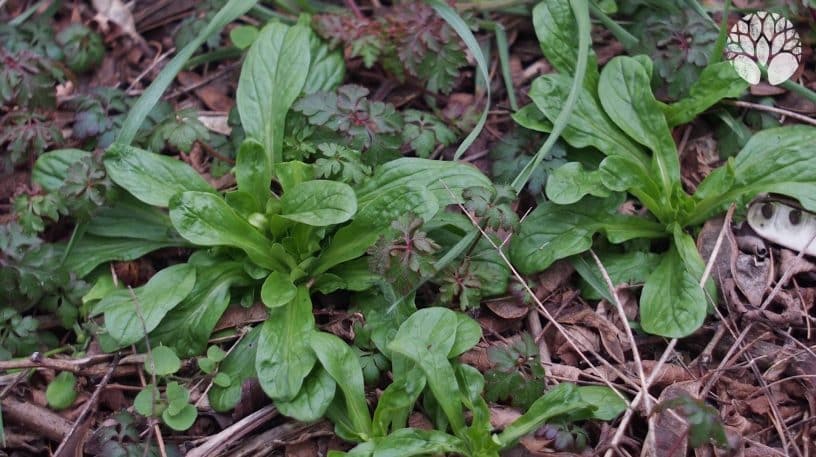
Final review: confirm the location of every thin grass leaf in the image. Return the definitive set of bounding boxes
[709,0,731,65]
[115,0,258,146]
[494,23,518,111]
[511,0,590,194]
[427,0,491,160]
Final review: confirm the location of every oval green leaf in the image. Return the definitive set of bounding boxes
[261,271,297,308]
[280,180,357,226]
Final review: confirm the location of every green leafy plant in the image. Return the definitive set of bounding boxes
[87,411,182,456]
[535,422,590,452]
[12,1,621,450]
[46,371,78,410]
[36,19,496,444]
[313,1,468,93]
[13,193,66,234]
[510,0,816,338]
[631,8,718,99]
[490,127,566,196]
[0,222,86,353]
[175,0,232,52]
[147,108,210,153]
[198,345,232,388]
[0,307,41,360]
[331,308,625,456]
[292,84,403,158]
[0,21,64,60]
[0,47,63,109]
[313,143,372,184]
[290,84,456,164]
[0,111,63,174]
[368,214,441,294]
[56,24,105,74]
[13,152,113,238]
[654,393,728,449]
[484,332,547,410]
[134,346,198,431]
[401,109,456,158]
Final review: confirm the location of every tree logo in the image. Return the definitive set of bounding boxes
[725,11,802,85]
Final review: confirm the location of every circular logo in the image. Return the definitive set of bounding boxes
[725,11,802,86]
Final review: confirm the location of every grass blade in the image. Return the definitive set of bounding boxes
[116,0,258,146]
[494,23,518,111]
[427,0,491,160]
[511,0,590,194]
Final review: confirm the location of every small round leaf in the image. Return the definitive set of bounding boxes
[134,385,163,417]
[213,372,231,388]
[145,346,181,376]
[230,25,259,50]
[206,345,227,363]
[164,381,190,403]
[198,358,216,374]
[46,372,77,411]
[162,404,198,431]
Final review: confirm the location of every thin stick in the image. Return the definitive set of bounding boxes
[194,328,248,408]
[590,250,651,411]
[724,100,816,127]
[53,355,120,457]
[127,287,168,457]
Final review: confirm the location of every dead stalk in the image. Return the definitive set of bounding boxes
[589,250,651,411]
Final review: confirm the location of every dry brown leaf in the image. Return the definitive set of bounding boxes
[559,306,627,364]
[485,298,529,320]
[643,380,703,457]
[459,346,491,372]
[92,0,140,40]
[681,134,719,193]
[177,71,235,112]
[214,304,268,332]
[286,441,318,457]
[477,313,520,334]
[489,405,522,430]
[408,412,434,430]
[554,325,599,365]
[536,260,575,299]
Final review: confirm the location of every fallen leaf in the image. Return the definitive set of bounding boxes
[177,71,235,112]
[486,298,529,320]
[92,0,140,40]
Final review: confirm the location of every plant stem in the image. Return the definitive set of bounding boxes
[249,4,296,22]
[709,0,731,65]
[185,47,243,69]
[587,3,638,50]
[685,0,718,27]
[456,0,534,11]
[780,79,816,106]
